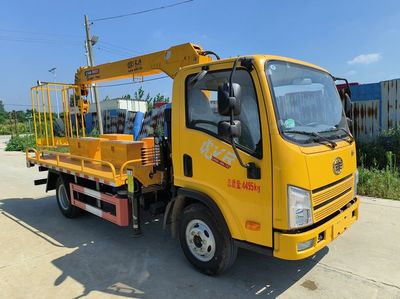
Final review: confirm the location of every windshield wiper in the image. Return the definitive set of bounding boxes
[284,130,337,149]
[320,127,354,144]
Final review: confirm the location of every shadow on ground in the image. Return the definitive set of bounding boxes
[0,196,327,298]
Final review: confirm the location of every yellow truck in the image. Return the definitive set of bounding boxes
[26,43,359,275]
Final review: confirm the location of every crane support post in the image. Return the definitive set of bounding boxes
[74,43,212,86]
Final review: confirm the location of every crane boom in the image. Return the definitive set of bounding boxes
[75,42,212,86]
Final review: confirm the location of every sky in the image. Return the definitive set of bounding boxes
[0,0,399,111]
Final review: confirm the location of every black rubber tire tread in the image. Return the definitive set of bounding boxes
[55,176,81,218]
[179,203,237,275]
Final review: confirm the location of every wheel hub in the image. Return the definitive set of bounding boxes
[185,219,216,262]
[58,184,70,210]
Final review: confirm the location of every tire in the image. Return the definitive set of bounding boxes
[55,176,81,218]
[179,203,237,275]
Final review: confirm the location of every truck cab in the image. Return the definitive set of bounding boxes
[171,55,359,265]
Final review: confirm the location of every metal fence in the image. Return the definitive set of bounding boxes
[339,79,400,141]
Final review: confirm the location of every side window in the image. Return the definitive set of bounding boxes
[186,69,262,156]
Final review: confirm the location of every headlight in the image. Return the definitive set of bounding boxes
[354,169,359,197]
[288,186,313,229]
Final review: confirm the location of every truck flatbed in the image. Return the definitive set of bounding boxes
[26,148,136,187]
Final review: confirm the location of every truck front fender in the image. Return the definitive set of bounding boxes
[163,187,231,239]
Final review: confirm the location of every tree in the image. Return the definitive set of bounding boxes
[152,93,170,103]
[147,93,170,111]
[15,111,25,123]
[24,109,33,119]
[134,86,150,102]
[0,100,7,124]
[132,86,170,111]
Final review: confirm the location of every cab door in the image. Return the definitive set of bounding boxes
[172,62,273,247]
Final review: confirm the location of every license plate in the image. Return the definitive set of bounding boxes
[332,213,352,239]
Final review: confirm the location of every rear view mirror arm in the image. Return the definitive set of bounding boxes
[229,135,248,169]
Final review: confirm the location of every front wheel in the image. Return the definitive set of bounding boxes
[179,203,237,275]
[56,176,81,218]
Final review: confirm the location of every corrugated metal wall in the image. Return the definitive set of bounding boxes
[349,83,381,141]
[381,79,400,131]
[344,79,400,141]
[352,100,380,141]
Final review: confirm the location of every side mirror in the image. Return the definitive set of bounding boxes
[218,120,241,138]
[217,82,241,116]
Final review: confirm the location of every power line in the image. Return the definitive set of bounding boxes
[96,46,127,58]
[0,28,83,39]
[98,41,142,55]
[97,75,170,88]
[97,44,134,56]
[0,34,81,46]
[0,37,81,47]
[92,0,194,22]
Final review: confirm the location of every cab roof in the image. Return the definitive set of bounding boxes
[181,54,330,75]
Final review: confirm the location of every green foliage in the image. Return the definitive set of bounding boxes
[0,123,30,135]
[134,86,151,102]
[357,129,400,169]
[0,100,7,124]
[89,127,99,137]
[356,130,400,199]
[358,149,400,200]
[5,135,36,152]
[152,93,170,103]
[358,167,400,200]
[155,124,164,137]
[133,86,170,111]
[48,146,70,153]
[0,107,36,134]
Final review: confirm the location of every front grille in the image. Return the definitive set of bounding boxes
[312,175,354,223]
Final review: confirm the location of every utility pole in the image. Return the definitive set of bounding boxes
[84,14,103,134]
[84,41,95,104]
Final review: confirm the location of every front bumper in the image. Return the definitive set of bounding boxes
[273,197,360,260]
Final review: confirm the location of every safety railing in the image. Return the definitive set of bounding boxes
[30,83,87,149]
[119,159,143,178]
[26,144,162,184]
[26,147,118,182]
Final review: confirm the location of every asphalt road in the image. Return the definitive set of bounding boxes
[0,136,399,299]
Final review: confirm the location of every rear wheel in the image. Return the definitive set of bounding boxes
[179,203,237,275]
[56,176,81,218]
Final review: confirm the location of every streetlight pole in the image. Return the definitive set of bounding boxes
[84,14,103,134]
[48,67,60,118]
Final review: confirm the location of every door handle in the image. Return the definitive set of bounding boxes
[183,154,193,177]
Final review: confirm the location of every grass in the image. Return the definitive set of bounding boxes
[358,167,400,200]
[356,130,400,200]
[357,150,400,200]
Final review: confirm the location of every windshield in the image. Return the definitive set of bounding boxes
[266,61,348,144]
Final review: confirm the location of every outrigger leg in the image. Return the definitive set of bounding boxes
[127,168,142,237]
